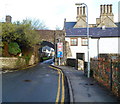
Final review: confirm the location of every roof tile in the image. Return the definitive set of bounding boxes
[65,27,119,37]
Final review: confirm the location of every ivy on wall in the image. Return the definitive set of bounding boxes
[8,42,21,55]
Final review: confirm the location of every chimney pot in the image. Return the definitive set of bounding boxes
[6,15,12,23]
[100,5,102,14]
[77,7,79,16]
[110,4,112,13]
[104,5,106,14]
[107,5,109,14]
[83,6,86,15]
[64,18,66,22]
[105,5,107,14]
[80,7,82,16]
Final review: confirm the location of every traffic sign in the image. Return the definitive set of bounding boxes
[57,43,63,58]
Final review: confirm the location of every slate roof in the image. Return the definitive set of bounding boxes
[64,22,76,29]
[65,27,119,38]
[64,21,119,38]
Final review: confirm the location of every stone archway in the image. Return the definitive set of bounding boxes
[36,30,67,65]
[39,41,55,59]
[41,41,55,49]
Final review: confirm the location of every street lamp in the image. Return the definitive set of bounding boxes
[75,3,90,78]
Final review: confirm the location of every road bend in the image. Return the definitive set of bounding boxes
[2,62,67,103]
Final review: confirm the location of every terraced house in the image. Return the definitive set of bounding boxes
[64,4,119,62]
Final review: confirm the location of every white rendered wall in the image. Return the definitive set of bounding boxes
[65,37,88,61]
[89,38,98,58]
[89,37,119,59]
[65,37,119,62]
[99,37,119,54]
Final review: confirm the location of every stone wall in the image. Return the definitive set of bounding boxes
[76,59,84,70]
[0,53,39,71]
[65,41,72,58]
[0,57,26,70]
[66,58,76,67]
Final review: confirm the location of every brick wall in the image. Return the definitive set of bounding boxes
[91,55,120,97]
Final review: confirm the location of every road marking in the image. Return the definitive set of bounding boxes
[61,72,65,103]
[49,66,65,104]
[56,71,61,104]
[49,66,61,103]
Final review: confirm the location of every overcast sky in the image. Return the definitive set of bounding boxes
[0,0,119,29]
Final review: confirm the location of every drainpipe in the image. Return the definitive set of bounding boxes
[97,37,100,59]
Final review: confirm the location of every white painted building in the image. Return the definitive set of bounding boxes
[65,28,119,61]
[42,46,54,57]
[64,4,119,62]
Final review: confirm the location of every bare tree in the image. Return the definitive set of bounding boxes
[55,25,61,30]
[25,18,48,30]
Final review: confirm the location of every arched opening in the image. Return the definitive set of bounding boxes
[39,41,55,62]
[41,41,55,49]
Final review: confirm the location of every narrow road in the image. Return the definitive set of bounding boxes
[2,60,66,103]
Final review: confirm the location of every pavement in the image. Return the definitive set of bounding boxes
[53,65,120,103]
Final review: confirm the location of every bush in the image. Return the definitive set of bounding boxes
[24,54,31,64]
[8,42,21,55]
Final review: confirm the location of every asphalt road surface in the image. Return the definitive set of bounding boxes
[2,59,65,103]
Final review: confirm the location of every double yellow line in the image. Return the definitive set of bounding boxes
[49,66,65,104]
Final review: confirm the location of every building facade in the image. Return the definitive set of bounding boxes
[64,4,119,62]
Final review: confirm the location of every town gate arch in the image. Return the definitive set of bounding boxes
[36,30,67,65]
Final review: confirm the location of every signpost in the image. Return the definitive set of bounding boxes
[57,42,63,65]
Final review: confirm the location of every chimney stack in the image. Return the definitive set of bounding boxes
[6,15,12,23]
[98,4,115,27]
[76,6,86,16]
[75,4,87,27]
